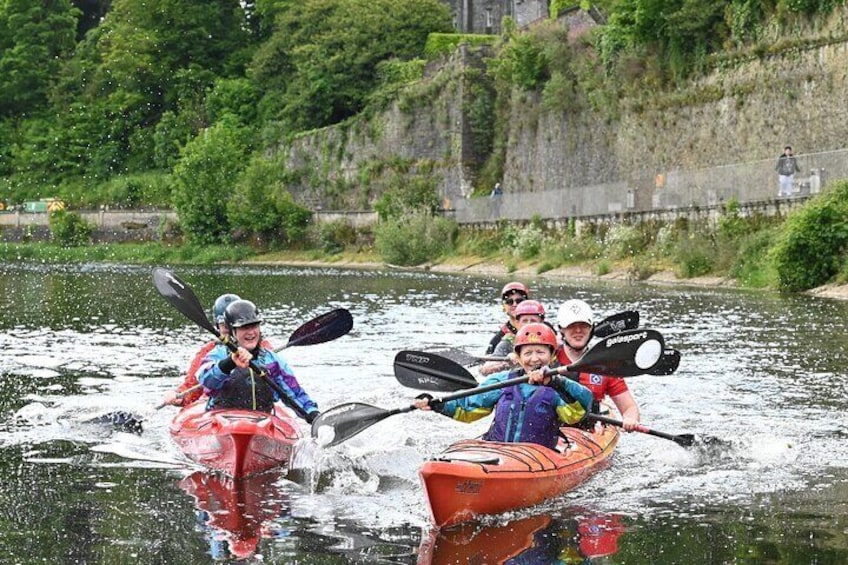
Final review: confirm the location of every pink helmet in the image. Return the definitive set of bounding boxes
[514,299,545,319]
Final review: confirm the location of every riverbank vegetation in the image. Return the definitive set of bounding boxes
[3,1,848,293]
[5,179,848,295]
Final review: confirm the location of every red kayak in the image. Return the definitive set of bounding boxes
[170,400,303,478]
[419,424,619,528]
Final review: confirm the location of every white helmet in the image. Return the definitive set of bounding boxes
[557,299,594,329]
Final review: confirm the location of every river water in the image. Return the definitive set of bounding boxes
[0,262,846,564]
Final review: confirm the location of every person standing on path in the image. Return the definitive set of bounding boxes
[776,145,801,198]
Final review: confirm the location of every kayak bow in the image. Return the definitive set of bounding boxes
[420,424,619,528]
[170,401,303,478]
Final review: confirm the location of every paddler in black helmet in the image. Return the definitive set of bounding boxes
[197,299,320,422]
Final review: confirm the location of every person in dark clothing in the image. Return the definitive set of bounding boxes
[776,145,801,197]
[486,282,529,354]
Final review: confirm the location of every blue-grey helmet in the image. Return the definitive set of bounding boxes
[212,294,241,325]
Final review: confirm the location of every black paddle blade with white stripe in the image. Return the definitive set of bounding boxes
[152,267,218,335]
[394,350,478,392]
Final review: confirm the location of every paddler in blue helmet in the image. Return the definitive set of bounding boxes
[415,323,592,449]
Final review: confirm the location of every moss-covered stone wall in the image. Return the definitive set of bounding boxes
[280,35,848,214]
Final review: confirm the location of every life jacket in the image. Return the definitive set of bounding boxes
[483,384,561,449]
[486,320,518,354]
[212,366,275,413]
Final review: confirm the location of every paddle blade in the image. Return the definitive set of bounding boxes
[569,329,665,376]
[425,347,481,367]
[672,433,696,447]
[593,310,640,339]
[311,402,396,448]
[152,268,217,335]
[282,308,353,349]
[394,350,478,392]
[649,349,681,375]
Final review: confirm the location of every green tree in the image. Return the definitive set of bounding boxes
[44,0,254,180]
[771,180,848,292]
[249,0,452,131]
[0,0,80,117]
[171,119,252,245]
[227,155,312,245]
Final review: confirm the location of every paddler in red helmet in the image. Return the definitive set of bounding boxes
[415,323,592,449]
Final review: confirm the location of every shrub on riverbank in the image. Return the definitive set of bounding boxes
[374,210,457,265]
[49,210,94,247]
[771,179,848,292]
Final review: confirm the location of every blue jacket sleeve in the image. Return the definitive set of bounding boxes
[197,344,232,391]
[259,349,319,415]
[439,372,509,422]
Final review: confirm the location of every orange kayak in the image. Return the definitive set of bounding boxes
[419,424,619,528]
[170,400,303,478]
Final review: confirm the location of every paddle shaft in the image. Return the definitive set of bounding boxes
[417,355,619,408]
[221,336,310,419]
[482,348,680,376]
[152,268,309,419]
[315,328,664,447]
[155,383,203,410]
[588,413,695,447]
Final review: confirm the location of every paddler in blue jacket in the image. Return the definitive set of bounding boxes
[197,299,320,423]
[414,322,592,449]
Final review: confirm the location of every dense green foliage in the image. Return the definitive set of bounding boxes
[0,0,79,117]
[1,0,450,247]
[374,210,457,266]
[424,33,498,59]
[248,0,452,132]
[771,179,848,291]
[598,0,843,85]
[0,241,251,264]
[2,0,848,289]
[171,119,252,245]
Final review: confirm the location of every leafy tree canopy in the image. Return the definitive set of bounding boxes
[248,0,453,132]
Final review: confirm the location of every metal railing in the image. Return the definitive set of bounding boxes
[448,148,848,224]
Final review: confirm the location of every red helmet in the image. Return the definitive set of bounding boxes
[501,282,529,299]
[514,299,545,319]
[514,322,557,352]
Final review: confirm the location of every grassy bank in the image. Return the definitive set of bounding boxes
[0,242,254,265]
[4,180,848,296]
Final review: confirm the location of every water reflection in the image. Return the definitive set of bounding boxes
[2,263,848,562]
[179,471,292,561]
[418,509,625,565]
